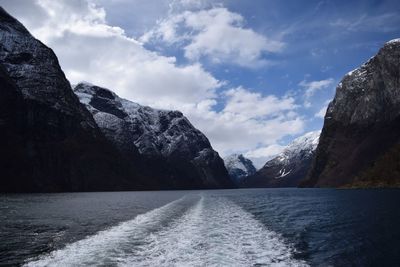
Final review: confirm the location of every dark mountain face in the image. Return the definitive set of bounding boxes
[74,83,234,189]
[0,7,232,192]
[0,7,157,192]
[302,39,400,188]
[242,131,320,188]
[223,154,256,184]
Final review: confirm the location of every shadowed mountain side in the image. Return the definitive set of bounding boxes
[301,39,400,188]
[0,7,233,192]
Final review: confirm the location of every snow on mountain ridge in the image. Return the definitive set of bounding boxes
[224,154,256,183]
[74,82,212,157]
[386,38,400,45]
[266,130,320,169]
[241,130,321,188]
[224,154,245,170]
[73,82,235,188]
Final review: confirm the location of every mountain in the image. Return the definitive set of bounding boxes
[242,131,320,188]
[74,83,233,189]
[0,7,155,192]
[223,154,256,184]
[0,7,232,192]
[302,39,400,188]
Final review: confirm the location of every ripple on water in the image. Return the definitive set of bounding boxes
[25,195,307,267]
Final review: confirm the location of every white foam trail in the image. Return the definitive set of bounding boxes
[123,196,308,267]
[25,195,308,267]
[24,196,196,267]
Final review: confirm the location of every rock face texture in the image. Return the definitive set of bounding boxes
[0,8,232,192]
[302,39,400,187]
[223,154,256,184]
[0,7,152,192]
[242,131,320,188]
[74,83,233,189]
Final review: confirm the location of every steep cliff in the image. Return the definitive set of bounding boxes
[0,7,151,192]
[302,39,400,187]
[0,7,234,191]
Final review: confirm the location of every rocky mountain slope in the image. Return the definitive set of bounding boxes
[223,154,256,184]
[0,7,154,192]
[302,39,400,188]
[74,83,233,189]
[242,131,320,188]
[0,7,232,192]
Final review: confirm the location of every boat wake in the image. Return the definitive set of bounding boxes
[25,195,308,266]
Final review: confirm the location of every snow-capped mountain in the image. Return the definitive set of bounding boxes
[0,7,232,192]
[74,83,233,189]
[303,39,400,188]
[223,154,256,184]
[242,131,320,188]
[0,7,151,192]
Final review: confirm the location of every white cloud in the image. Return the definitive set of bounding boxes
[143,7,285,67]
[310,48,325,57]
[223,87,297,119]
[314,100,331,119]
[299,78,334,107]
[1,0,220,106]
[330,13,400,33]
[177,88,304,157]
[245,144,286,169]
[0,0,304,165]
[315,106,327,118]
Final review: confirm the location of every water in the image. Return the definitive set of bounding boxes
[1,189,400,266]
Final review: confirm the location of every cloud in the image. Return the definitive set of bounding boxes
[330,13,400,33]
[178,94,304,159]
[310,48,326,57]
[245,144,286,169]
[162,85,305,158]
[0,0,305,163]
[222,87,297,119]
[1,0,220,106]
[314,100,331,119]
[299,78,334,107]
[142,7,285,67]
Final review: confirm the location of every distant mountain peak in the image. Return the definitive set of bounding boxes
[242,131,320,188]
[224,153,256,184]
[385,38,400,45]
[267,130,320,168]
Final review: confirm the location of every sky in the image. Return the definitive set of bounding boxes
[1,0,400,167]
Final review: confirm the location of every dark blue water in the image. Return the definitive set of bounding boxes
[1,189,399,266]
